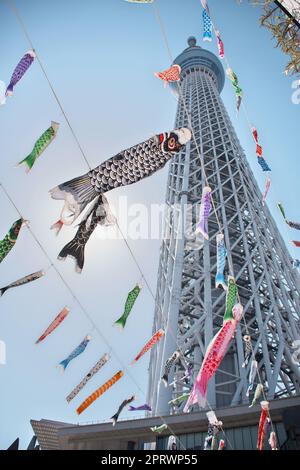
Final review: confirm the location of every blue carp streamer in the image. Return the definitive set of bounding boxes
[202,10,212,42]
[215,233,227,290]
[58,335,91,372]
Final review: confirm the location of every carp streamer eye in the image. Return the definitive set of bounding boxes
[167,137,176,150]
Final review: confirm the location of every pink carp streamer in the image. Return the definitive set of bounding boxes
[36,307,70,344]
[269,431,278,450]
[6,50,36,96]
[184,303,243,411]
[257,401,270,450]
[196,186,212,239]
[154,65,181,86]
[262,178,271,206]
[215,31,224,59]
[131,329,164,365]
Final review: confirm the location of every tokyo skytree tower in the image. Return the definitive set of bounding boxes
[147,37,300,416]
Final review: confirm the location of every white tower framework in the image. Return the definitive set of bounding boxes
[147,37,300,416]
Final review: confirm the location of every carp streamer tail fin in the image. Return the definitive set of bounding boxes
[58,237,85,273]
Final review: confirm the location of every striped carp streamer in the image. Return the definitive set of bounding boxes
[226,68,243,112]
[223,276,238,323]
[249,383,264,408]
[246,359,258,397]
[36,307,70,344]
[0,270,44,297]
[215,31,224,59]
[6,50,36,96]
[18,122,59,173]
[111,395,135,426]
[262,178,271,206]
[269,431,278,451]
[168,393,190,406]
[161,350,180,387]
[50,129,191,228]
[154,65,181,86]
[196,186,212,239]
[132,329,165,365]
[150,424,168,434]
[202,10,212,42]
[252,128,263,157]
[76,370,124,415]
[66,353,110,403]
[278,202,300,230]
[216,233,227,290]
[129,403,152,411]
[242,335,252,368]
[292,240,300,247]
[115,284,142,329]
[58,335,91,372]
[184,303,243,412]
[257,401,270,450]
[0,218,25,264]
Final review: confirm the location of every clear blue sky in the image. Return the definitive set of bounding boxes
[0,0,299,449]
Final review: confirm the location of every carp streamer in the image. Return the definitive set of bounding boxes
[36,307,70,344]
[215,31,224,59]
[66,353,110,403]
[131,329,165,365]
[257,401,270,450]
[0,270,44,297]
[262,178,271,206]
[111,395,135,426]
[50,129,191,227]
[161,350,180,386]
[6,50,36,96]
[114,284,142,329]
[18,122,59,173]
[246,360,258,397]
[215,233,227,290]
[154,65,181,85]
[184,302,243,412]
[226,68,243,112]
[129,404,152,411]
[278,202,300,230]
[196,186,212,239]
[58,335,91,372]
[202,10,212,42]
[0,219,25,264]
[76,370,124,415]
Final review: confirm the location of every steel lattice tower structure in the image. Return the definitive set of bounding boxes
[147,37,300,417]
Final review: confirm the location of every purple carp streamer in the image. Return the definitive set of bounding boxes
[277,202,300,230]
[184,303,243,411]
[0,218,25,264]
[196,186,212,239]
[50,129,191,227]
[57,195,115,273]
[131,329,165,365]
[215,233,227,290]
[0,270,44,297]
[202,10,212,42]
[129,404,152,411]
[161,350,180,387]
[58,335,91,372]
[262,178,271,206]
[36,307,70,344]
[111,395,135,426]
[6,50,36,96]
[246,360,258,397]
[18,122,59,173]
[66,353,110,403]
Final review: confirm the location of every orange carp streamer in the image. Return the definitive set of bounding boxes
[76,370,124,415]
